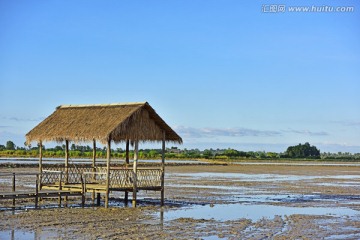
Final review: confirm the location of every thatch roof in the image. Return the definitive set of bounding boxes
[26,102,182,145]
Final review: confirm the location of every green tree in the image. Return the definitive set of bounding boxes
[223,148,240,158]
[285,142,320,159]
[202,149,213,159]
[148,150,159,158]
[6,140,16,150]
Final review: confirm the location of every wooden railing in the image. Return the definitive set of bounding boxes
[137,169,162,188]
[41,170,63,186]
[0,172,85,208]
[109,169,133,188]
[42,166,103,184]
[41,166,163,189]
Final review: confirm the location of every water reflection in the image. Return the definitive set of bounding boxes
[0,229,61,240]
[162,203,360,222]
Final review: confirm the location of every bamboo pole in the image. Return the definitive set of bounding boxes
[161,131,166,206]
[64,140,69,203]
[126,139,129,164]
[132,140,138,207]
[97,193,101,206]
[35,174,39,208]
[125,139,129,204]
[12,173,15,207]
[105,139,111,208]
[65,140,69,183]
[92,139,96,202]
[92,139,96,167]
[58,171,63,206]
[39,141,43,173]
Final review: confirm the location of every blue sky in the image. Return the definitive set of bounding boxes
[1,0,359,153]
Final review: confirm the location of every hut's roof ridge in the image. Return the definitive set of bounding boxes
[26,102,182,145]
[58,102,147,109]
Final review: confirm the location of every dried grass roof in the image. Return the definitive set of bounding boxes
[26,102,182,145]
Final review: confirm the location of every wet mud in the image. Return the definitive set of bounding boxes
[1,164,360,239]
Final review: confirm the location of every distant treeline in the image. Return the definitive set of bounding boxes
[0,141,359,160]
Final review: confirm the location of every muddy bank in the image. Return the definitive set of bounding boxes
[1,164,360,239]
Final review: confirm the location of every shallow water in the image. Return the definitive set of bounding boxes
[163,203,360,222]
[0,230,33,240]
[173,172,360,182]
[234,162,360,167]
[0,229,60,240]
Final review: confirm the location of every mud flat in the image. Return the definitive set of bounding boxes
[1,163,360,239]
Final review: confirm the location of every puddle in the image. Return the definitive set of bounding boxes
[0,230,34,240]
[164,203,360,222]
[316,182,360,187]
[173,172,360,183]
[167,183,250,191]
[327,233,360,240]
[202,235,226,240]
[0,229,60,240]
[234,162,360,167]
[173,172,319,182]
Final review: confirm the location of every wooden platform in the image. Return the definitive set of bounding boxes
[1,167,164,209]
[0,189,85,208]
[0,189,83,200]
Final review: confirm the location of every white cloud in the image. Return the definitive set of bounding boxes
[284,129,329,136]
[333,120,360,127]
[1,116,44,122]
[174,126,282,138]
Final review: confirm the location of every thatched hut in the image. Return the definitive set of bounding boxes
[26,102,182,208]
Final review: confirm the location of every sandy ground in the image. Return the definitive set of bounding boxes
[1,163,360,239]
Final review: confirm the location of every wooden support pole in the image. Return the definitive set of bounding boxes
[126,139,130,164]
[161,131,166,206]
[65,140,69,183]
[81,175,85,208]
[58,171,63,206]
[132,140,138,208]
[105,139,111,208]
[39,141,43,174]
[35,174,39,208]
[64,140,69,203]
[125,139,129,204]
[12,173,15,207]
[92,139,96,167]
[97,193,101,206]
[38,141,43,200]
[92,139,96,202]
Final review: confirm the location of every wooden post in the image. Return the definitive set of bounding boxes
[58,171,63,206]
[132,140,138,207]
[161,131,166,206]
[105,139,111,208]
[97,193,101,206]
[126,139,130,164]
[35,174,39,208]
[65,140,69,183]
[64,140,69,203]
[92,139,96,167]
[38,141,43,202]
[125,139,129,204]
[12,173,15,207]
[39,141,43,173]
[81,175,85,207]
[92,139,96,202]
